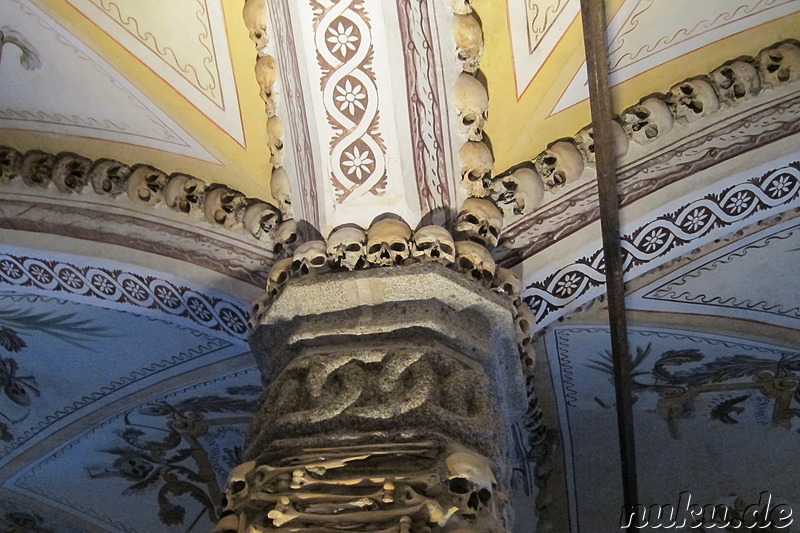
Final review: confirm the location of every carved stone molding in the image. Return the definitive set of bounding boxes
[0,191,273,288]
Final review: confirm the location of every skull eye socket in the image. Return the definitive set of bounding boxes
[368,244,383,255]
[502,179,517,191]
[102,180,113,193]
[310,256,327,266]
[478,488,492,504]
[274,271,288,285]
[464,214,480,224]
[416,241,433,250]
[719,68,735,89]
[644,126,659,139]
[542,156,557,166]
[439,244,453,255]
[458,257,474,271]
[345,243,362,252]
[389,242,407,252]
[679,84,694,96]
[230,480,247,494]
[448,477,471,494]
[488,226,499,238]
[733,83,746,99]
[768,51,783,64]
[633,108,650,120]
[284,234,298,244]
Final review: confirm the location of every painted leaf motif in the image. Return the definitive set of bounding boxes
[0,327,26,352]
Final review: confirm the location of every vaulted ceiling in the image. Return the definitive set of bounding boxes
[0,0,799,531]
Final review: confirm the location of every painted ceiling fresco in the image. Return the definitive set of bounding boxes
[545,325,800,532]
[0,0,799,531]
[0,245,254,531]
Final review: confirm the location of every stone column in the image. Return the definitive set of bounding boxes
[219,263,528,532]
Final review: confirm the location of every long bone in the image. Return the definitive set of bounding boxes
[268,486,456,527]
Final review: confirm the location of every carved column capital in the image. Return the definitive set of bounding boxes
[223,263,527,532]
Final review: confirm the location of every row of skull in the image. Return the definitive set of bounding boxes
[244,0,296,226]
[0,146,295,243]
[486,39,800,220]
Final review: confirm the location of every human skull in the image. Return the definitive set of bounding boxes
[164,174,207,216]
[412,225,456,265]
[446,450,497,519]
[20,150,54,188]
[491,267,521,302]
[90,159,131,197]
[619,97,674,145]
[242,0,269,53]
[454,240,495,287]
[446,0,473,15]
[454,197,503,247]
[126,165,168,206]
[255,54,278,116]
[327,225,367,270]
[204,186,247,229]
[459,141,493,197]
[756,42,800,89]
[250,292,272,329]
[0,146,22,185]
[270,167,293,219]
[273,218,300,257]
[452,14,483,74]
[572,121,629,166]
[242,201,282,240]
[514,304,535,349]
[52,152,92,194]
[666,77,720,124]
[454,73,488,141]
[292,240,330,275]
[266,115,285,168]
[489,167,545,216]
[366,218,413,266]
[709,59,761,105]
[519,342,536,374]
[223,461,255,513]
[533,141,585,192]
[266,257,293,297]
[211,514,240,533]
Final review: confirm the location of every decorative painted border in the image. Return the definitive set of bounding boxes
[507,0,579,97]
[10,366,259,533]
[553,0,799,112]
[396,0,455,218]
[1,0,216,162]
[0,253,249,338]
[498,88,800,266]
[311,0,388,202]
[89,0,221,104]
[0,195,272,287]
[522,163,800,324]
[642,221,800,318]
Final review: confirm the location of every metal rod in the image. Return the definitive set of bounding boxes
[578,0,639,528]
